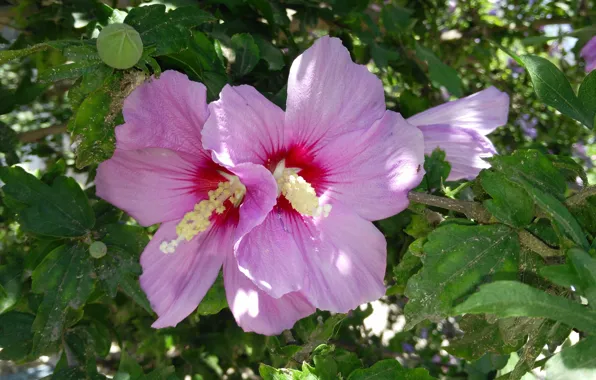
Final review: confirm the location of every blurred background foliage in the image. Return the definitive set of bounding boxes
[1,0,596,379]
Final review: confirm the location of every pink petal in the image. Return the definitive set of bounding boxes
[316,111,425,221]
[581,37,596,72]
[234,210,306,298]
[419,124,497,181]
[203,85,285,167]
[285,36,385,149]
[224,252,315,335]
[117,70,210,155]
[298,205,387,312]
[228,163,279,242]
[406,87,510,136]
[140,220,229,328]
[96,148,219,226]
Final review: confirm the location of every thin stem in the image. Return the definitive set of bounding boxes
[408,192,491,223]
[518,230,562,258]
[566,185,596,207]
[18,125,67,143]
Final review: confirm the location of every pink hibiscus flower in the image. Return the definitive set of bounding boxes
[581,36,596,72]
[202,36,425,314]
[95,71,315,335]
[407,87,510,180]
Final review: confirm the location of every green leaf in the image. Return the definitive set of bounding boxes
[0,123,18,164]
[507,320,568,380]
[65,322,112,373]
[31,244,95,354]
[259,364,302,380]
[446,315,524,361]
[120,276,153,314]
[548,155,588,186]
[231,33,260,77]
[0,312,35,361]
[545,336,596,379]
[159,32,227,101]
[381,5,414,35]
[489,150,567,200]
[419,148,451,192]
[481,170,535,227]
[0,167,95,237]
[578,70,596,129]
[0,43,49,65]
[454,281,596,334]
[69,73,122,168]
[0,74,48,115]
[520,55,592,128]
[347,359,435,380]
[568,248,596,306]
[0,262,22,313]
[569,195,596,236]
[540,263,579,288]
[404,224,519,329]
[415,44,463,97]
[253,35,285,71]
[116,350,144,380]
[390,250,422,296]
[51,367,107,380]
[525,186,589,250]
[370,43,400,69]
[124,5,215,56]
[196,273,227,315]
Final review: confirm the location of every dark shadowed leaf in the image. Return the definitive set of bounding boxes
[31,244,95,354]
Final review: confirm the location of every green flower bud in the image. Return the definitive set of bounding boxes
[89,241,107,259]
[96,23,143,70]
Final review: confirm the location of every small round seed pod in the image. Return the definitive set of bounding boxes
[96,23,143,70]
[89,241,108,259]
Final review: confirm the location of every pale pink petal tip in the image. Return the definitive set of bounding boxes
[407,86,510,136]
[224,254,315,335]
[117,70,209,154]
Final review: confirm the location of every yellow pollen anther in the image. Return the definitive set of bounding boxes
[160,174,246,254]
[274,160,331,218]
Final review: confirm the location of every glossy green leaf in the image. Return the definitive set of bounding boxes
[124,5,215,56]
[31,244,95,354]
[0,312,35,361]
[525,186,589,250]
[160,31,227,101]
[0,167,95,237]
[347,359,435,380]
[446,315,524,361]
[415,44,463,97]
[454,281,596,334]
[0,262,22,313]
[254,35,284,71]
[489,150,567,200]
[69,73,123,168]
[481,170,534,227]
[231,33,260,77]
[404,224,519,329]
[520,55,592,127]
[579,70,596,129]
[418,148,451,192]
[568,248,596,306]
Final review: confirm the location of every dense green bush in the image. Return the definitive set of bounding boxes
[1,0,596,379]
